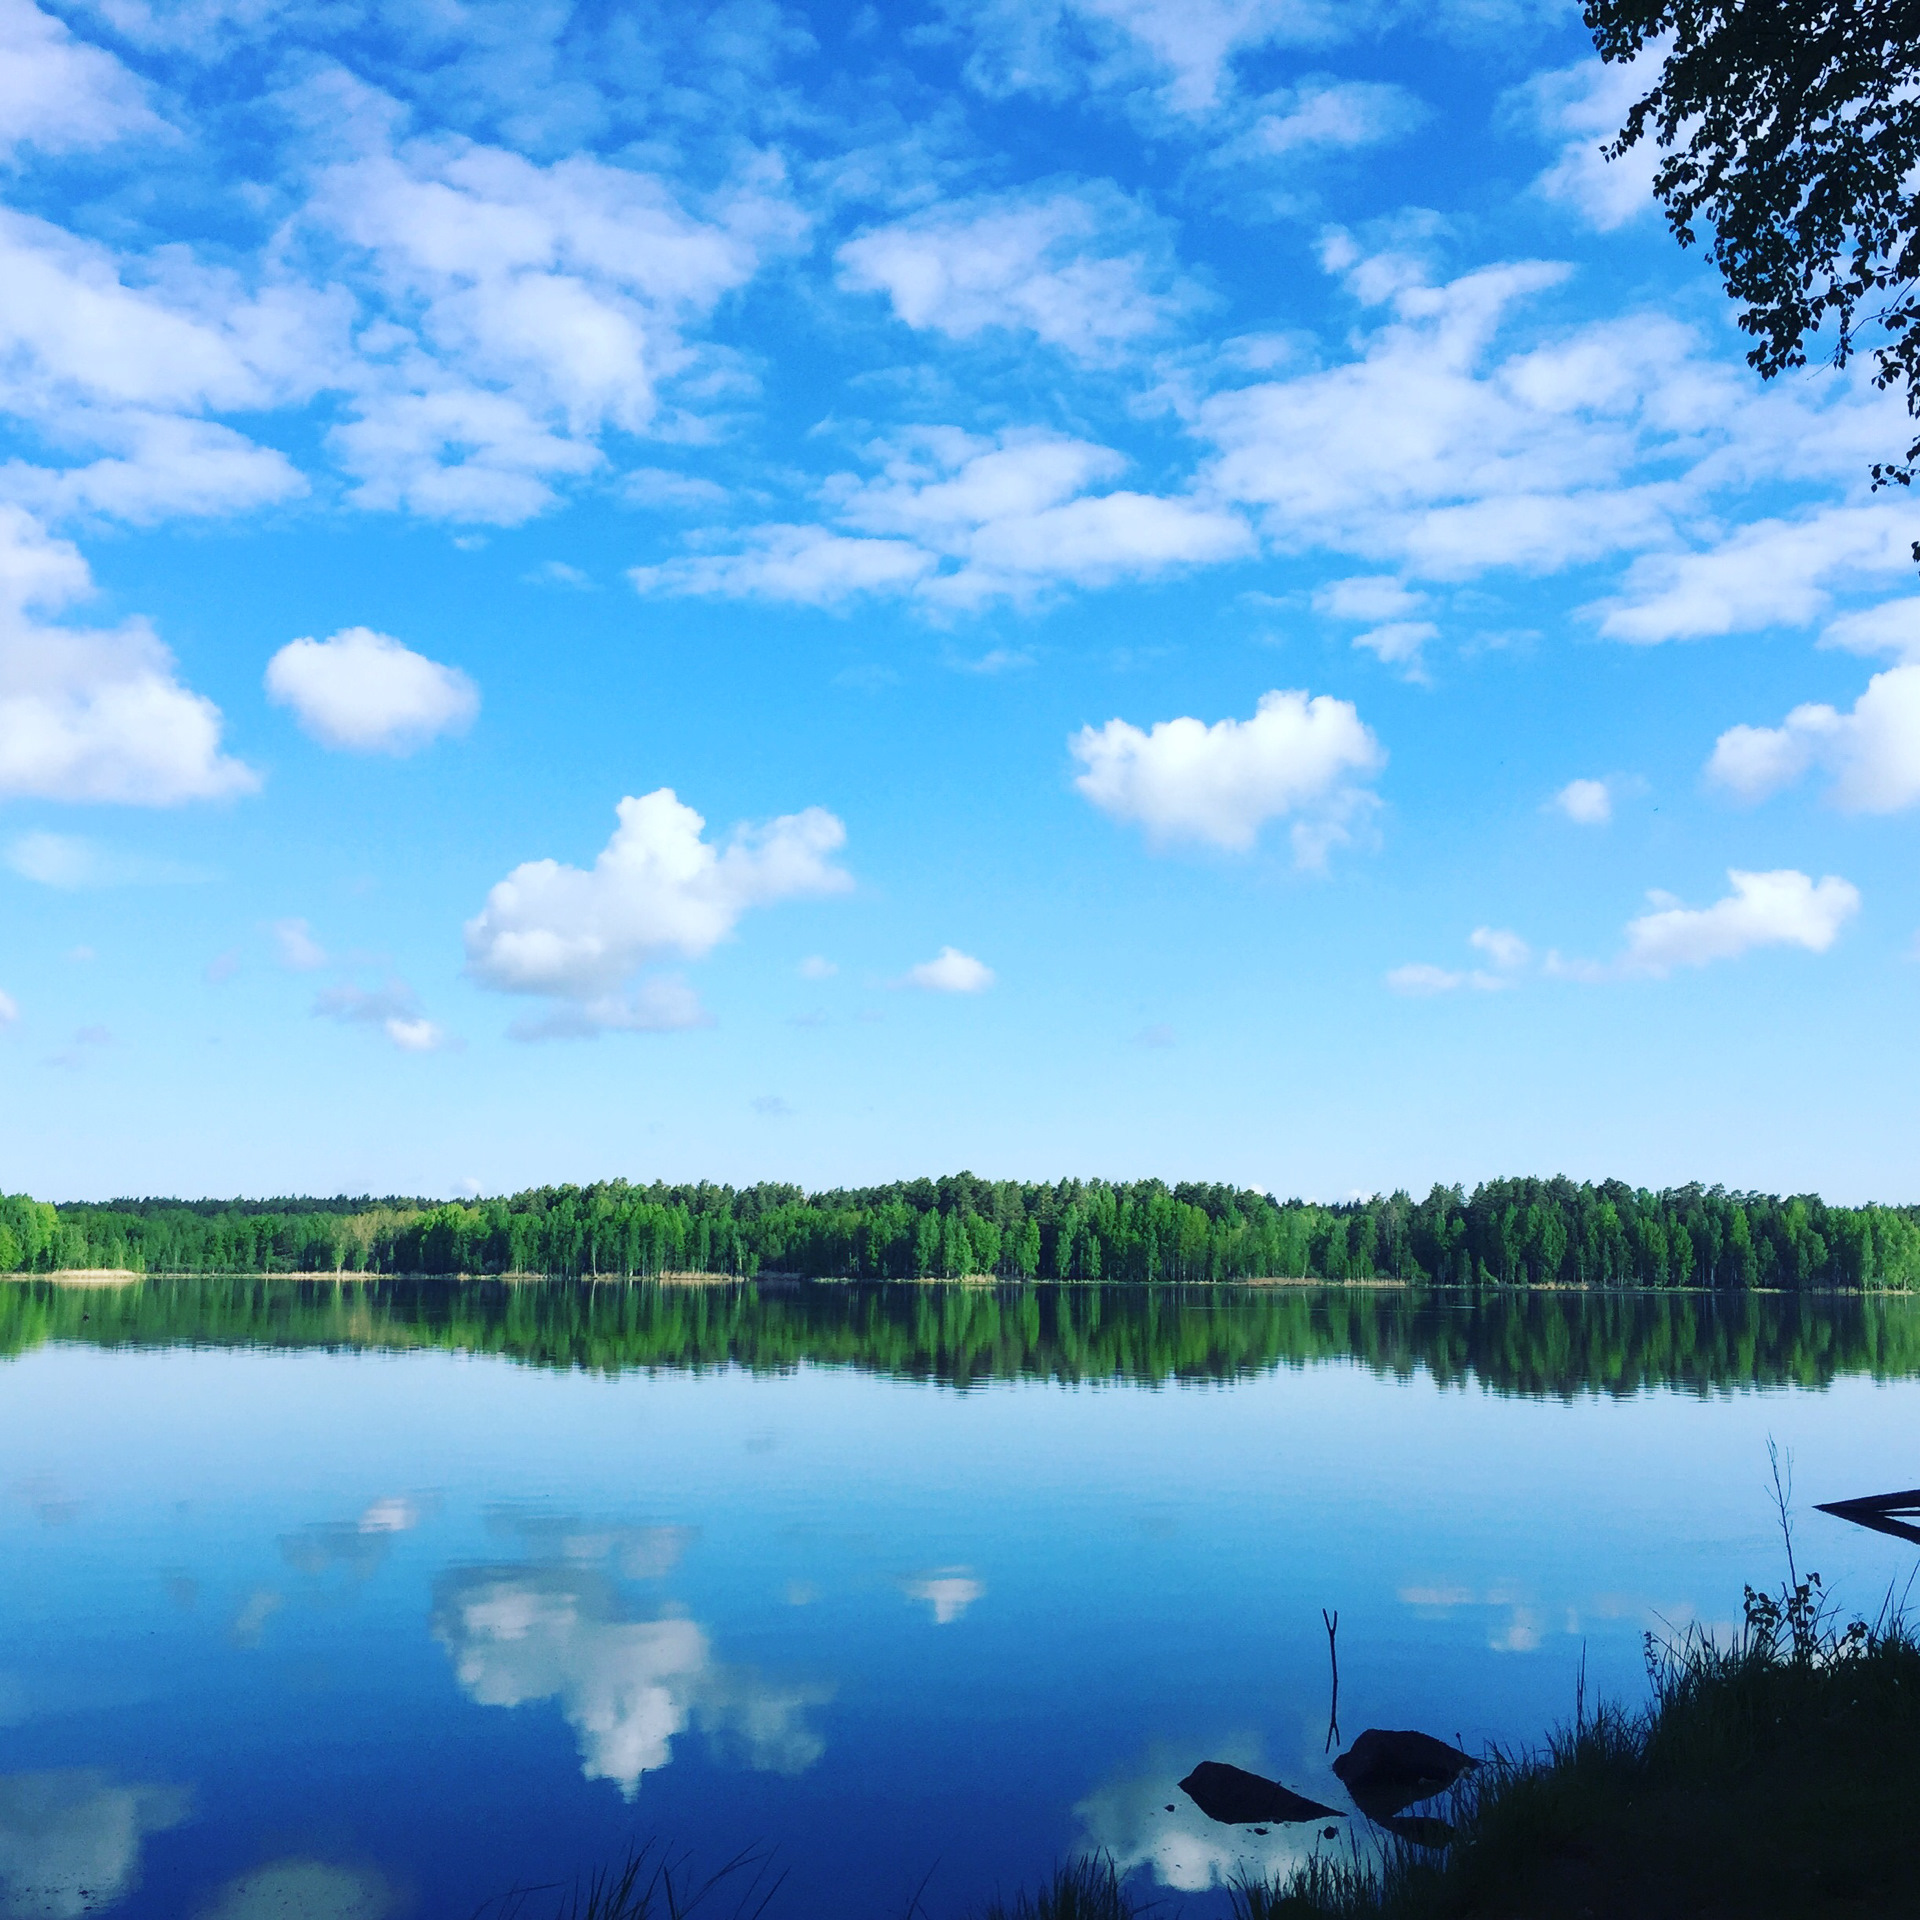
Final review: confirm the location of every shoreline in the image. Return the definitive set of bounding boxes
[3,1270,1912,1297]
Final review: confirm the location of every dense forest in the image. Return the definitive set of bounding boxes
[3,1174,1918,1290]
[1,1272,1915,1398]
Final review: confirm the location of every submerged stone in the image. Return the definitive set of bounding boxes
[1178,1761,1342,1826]
[1332,1728,1478,1820]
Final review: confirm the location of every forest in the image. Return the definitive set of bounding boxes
[3,1173,1918,1290]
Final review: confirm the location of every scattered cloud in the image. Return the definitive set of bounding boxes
[525,560,592,588]
[204,950,240,984]
[0,0,164,159]
[1070,687,1382,859]
[1523,56,1660,231]
[0,990,16,1026]
[903,947,995,993]
[836,185,1196,364]
[265,627,479,754]
[1821,598,1920,661]
[464,789,851,1035]
[1227,77,1426,163]
[797,955,837,978]
[270,917,328,971]
[1388,925,1530,994]
[1610,869,1861,976]
[1551,776,1611,824]
[0,1771,191,1920]
[2,830,209,887]
[1708,666,1920,813]
[312,979,448,1053]
[751,1094,795,1117]
[0,507,257,805]
[633,427,1251,611]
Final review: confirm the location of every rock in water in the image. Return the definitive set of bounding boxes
[1332,1729,1478,1819]
[1178,1761,1342,1826]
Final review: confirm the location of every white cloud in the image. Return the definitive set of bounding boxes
[270,918,328,970]
[2,831,207,887]
[1820,598,1920,661]
[1471,925,1530,970]
[1707,665,1920,813]
[1620,869,1860,975]
[1197,242,1901,586]
[635,428,1251,610]
[1552,777,1611,824]
[0,0,162,157]
[1386,926,1527,995]
[465,788,851,1034]
[0,990,16,1025]
[432,1564,829,1797]
[315,138,788,522]
[312,980,447,1053]
[1597,505,1914,643]
[1313,574,1425,622]
[797,955,837,979]
[0,507,257,806]
[1070,687,1383,858]
[265,627,479,754]
[1524,56,1660,231]
[836,187,1193,363]
[1352,618,1438,673]
[901,1568,984,1623]
[0,1771,191,1920]
[903,947,995,993]
[1229,77,1425,161]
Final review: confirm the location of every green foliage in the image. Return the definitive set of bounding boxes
[12,1176,1920,1290]
[1587,0,1920,494]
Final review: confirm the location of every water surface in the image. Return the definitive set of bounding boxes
[3,1281,1917,1919]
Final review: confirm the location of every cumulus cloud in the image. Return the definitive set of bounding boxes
[265,627,479,754]
[0,1771,191,1920]
[634,428,1250,611]
[1070,687,1382,859]
[836,186,1194,363]
[1618,869,1860,975]
[1707,666,1920,813]
[902,948,995,993]
[0,506,257,806]
[1387,925,1529,995]
[1820,597,1920,661]
[1552,777,1611,824]
[1230,77,1425,160]
[0,0,163,158]
[1598,505,1914,643]
[1524,56,1661,231]
[312,979,447,1053]
[433,1563,829,1797]
[464,789,851,1035]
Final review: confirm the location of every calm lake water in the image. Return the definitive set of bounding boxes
[4,1280,1919,1920]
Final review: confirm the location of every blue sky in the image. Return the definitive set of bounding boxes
[1,0,1915,1202]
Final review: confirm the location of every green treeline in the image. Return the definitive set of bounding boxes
[6,1173,1919,1289]
[2,1275,1918,1398]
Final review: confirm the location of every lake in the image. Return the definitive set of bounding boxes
[3,1280,1918,1920]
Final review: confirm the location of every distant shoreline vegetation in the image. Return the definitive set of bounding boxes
[2,1175,1917,1291]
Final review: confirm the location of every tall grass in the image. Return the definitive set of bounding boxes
[1232,1568,1920,1920]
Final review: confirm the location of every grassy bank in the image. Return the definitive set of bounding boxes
[1230,1570,1920,1920]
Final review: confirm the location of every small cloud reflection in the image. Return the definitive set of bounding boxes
[196,1861,392,1920]
[485,1511,695,1581]
[1075,1740,1330,1894]
[281,1495,433,1580]
[228,1590,283,1649]
[901,1569,983,1625]
[0,1770,191,1919]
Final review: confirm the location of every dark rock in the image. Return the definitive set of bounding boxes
[1332,1729,1478,1821]
[1178,1761,1342,1827]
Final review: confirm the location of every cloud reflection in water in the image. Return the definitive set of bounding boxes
[432,1552,829,1798]
[0,1771,190,1920]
